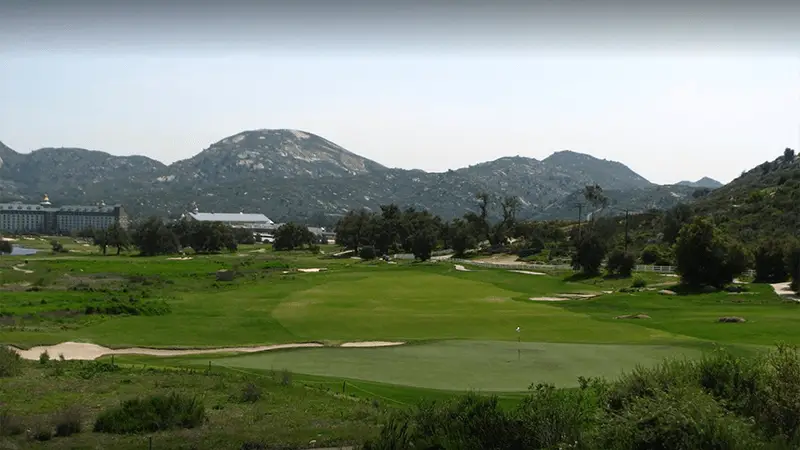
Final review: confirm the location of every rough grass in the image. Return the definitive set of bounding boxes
[0,358,382,449]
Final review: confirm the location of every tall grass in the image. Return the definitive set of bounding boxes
[0,346,22,377]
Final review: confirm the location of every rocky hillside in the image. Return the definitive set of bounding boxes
[692,148,800,241]
[0,129,718,223]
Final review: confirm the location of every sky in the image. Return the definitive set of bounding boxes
[0,1,798,185]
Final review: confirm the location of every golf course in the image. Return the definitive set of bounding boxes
[2,240,799,448]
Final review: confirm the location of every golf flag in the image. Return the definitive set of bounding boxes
[516,326,520,333]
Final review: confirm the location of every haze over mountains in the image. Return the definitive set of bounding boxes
[0,129,715,223]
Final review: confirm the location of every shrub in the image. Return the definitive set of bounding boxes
[754,239,790,283]
[641,244,673,266]
[359,246,377,260]
[607,250,636,277]
[631,277,647,288]
[94,392,206,434]
[238,383,262,403]
[53,406,83,437]
[0,346,22,377]
[280,369,292,386]
[597,387,762,450]
[571,233,607,276]
[39,351,50,365]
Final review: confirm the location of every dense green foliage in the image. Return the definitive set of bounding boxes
[272,222,314,251]
[366,346,800,450]
[606,250,635,277]
[131,216,239,256]
[0,239,11,254]
[754,239,791,283]
[0,346,22,377]
[571,232,607,275]
[675,217,750,288]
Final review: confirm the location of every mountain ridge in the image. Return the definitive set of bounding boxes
[0,129,717,222]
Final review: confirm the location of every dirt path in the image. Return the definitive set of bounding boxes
[8,341,406,361]
[12,265,33,274]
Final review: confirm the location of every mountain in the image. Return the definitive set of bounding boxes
[0,129,698,222]
[677,177,723,189]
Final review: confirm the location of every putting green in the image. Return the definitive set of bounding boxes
[210,340,705,391]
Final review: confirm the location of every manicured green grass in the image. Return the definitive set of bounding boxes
[202,340,706,391]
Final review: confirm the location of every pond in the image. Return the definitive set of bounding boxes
[10,245,38,256]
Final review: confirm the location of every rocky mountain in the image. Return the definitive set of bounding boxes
[677,177,723,189]
[0,129,711,223]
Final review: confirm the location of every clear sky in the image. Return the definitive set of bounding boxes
[0,1,798,185]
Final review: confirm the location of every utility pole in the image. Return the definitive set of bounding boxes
[624,209,630,253]
[575,203,584,241]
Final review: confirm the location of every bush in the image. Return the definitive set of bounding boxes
[50,240,66,253]
[597,387,762,450]
[94,392,206,434]
[39,351,50,365]
[84,297,171,316]
[53,406,83,437]
[359,246,377,260]
[631,277,647,288]
[280,369,292,386]
[754,240,790,283]
[571,233,607,276]
[640,244,673,266]
[0,346,22,377]
[607,250,635,277]
[675,217,751,288]
[238,383,262,403]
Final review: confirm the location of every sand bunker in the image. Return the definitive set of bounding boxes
[8,340,407,361]
[166,257,193,261]
[529,293,600,302]
[509,270,545,276]
[454,265,471,272]
[339,341,405,348]
[529,297,569,302]
[771,282,800,302]
[12,265,33,274]
[297,268,328,273]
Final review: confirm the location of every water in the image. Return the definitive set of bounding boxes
[9,245,38,256]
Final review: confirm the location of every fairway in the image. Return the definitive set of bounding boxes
[208,340,705,390]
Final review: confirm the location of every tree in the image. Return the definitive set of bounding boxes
[607,250,635,277]
[93,228,109,255]
[675,217,750,288]
[335,210,372,252]
[474,192,492,242]
[272,222,314,251]
[663,203,693,244]
[571,231,607,276]
[50,240,66,254]
[449,219,477,257]
[233,228,256,245]
[583,184,608,222]
[754,240,789,283]
[131,217,180,256]
[411,226,438,261]
[784,147,796,163]
[186,221,237,253]
[692,188,712,199]
[787,242,800,292]
[0,239,11,255]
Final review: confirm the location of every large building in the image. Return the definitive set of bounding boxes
[0,195,129,235]
[184,211,276,231]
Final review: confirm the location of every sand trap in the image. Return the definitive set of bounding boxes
[0,237,16,242]
[529,297,569,302]
[297,268,327,273]
[8,340,408,361]
[166,257,193,261]
[556,293,600,299]
[454,264,471,272]
[12,265,33,274]
[509,270,546,276]
[339,341,405,348]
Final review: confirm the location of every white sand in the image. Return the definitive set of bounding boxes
[166,257,193,261]
[0,237,16,242]
[509,270,545,276]
[12,265,33,274]
[297,268,328,273]
[454,265,471,272]
[8,340,407,361]
[529,297,570,302]
[339,341,405,348]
